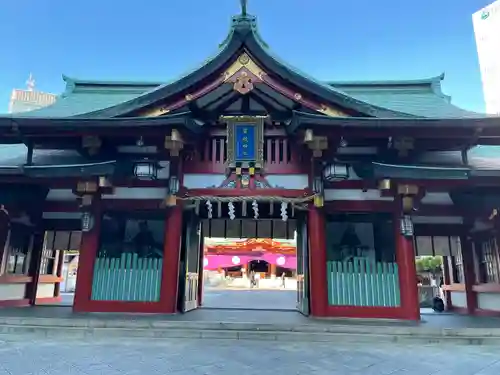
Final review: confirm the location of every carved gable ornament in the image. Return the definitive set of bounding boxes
[233,71,254,94]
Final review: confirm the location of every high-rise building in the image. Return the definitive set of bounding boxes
[8,74,57,114]
[473,0,500,115]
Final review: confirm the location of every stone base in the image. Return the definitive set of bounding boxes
[0,316,499,345]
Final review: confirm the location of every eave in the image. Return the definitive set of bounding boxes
[23,160,116,178]
[0,111,200,136]
[291,111,500,139]
[369,162,469,180]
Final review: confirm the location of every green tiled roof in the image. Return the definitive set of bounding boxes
[13,73,479,119]
[16,76,160,118]
[329,74,481,118]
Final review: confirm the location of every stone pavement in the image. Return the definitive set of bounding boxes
[57,288,299,310]
[202,288,297,310]
[0,337,499,375]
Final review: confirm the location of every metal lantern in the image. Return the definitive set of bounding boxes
[169,175,180,195]
[323,163,349,182]
[134,161,157,180]
[400,215,414,237]
[312,176,325,208]
[81,212,94,232]
[312,176,324,194]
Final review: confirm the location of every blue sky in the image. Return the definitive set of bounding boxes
[0,0,494,113]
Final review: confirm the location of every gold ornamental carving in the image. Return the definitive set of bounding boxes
[318,104,347,117]
[164,129,184,157]
[223,53,266,83]
[302,128,328,158]
[238,53,250,65]
[141,106,170,117]
[233,71,254,94]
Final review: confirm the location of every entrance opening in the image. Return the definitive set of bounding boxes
[34,230,81,307]
[176,201,311,315]
[202,235,297,311]
[414,235,460,314]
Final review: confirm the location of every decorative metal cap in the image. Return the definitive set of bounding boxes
[240,0,248,16]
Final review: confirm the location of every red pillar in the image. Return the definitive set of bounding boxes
[460,236,477,314]
[73,202,101,312]
[394,215,420,321]
[308,207,328,317]
[159,205,183,314]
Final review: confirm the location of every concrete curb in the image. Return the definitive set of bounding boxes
[0,317,499,345]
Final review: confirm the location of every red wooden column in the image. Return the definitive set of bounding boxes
[394,215,420,321]
[460,235,477,314]
[73,201,102,312]
[308,206,328,317]
[159,205,183,313]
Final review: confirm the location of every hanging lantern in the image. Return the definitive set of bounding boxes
[81,212,94,232]
[312,176,324,194]
[312,176,324,207]
[323,163,349,182]
[400,215,414,237]
[169,175,180,195]
[134,161,158,180]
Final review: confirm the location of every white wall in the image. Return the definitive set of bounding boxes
[477,292,500,311]
[450,291,467,308]
[36,283,55,299]
[0,284,26,300]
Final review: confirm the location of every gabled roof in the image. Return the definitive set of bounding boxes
[68,13,415,119]
[15,73,480,120]
[9,10,482,120]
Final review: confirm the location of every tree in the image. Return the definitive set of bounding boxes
[415,256,443,273]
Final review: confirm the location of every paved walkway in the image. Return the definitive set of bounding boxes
[0,337,499,375]
[203,288,297,310]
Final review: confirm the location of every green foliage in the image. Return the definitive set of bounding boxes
[415,256,443,273]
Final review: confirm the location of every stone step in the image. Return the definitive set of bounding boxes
[0,324,498,345]
[0,317,499,345]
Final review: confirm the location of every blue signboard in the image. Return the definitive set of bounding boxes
[234,124,256,161]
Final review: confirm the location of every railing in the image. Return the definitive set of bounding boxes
[91,253,162,302]
[327,259,401,307]
[184,136,307,174]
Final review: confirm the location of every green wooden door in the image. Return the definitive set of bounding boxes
[296,214,310,316]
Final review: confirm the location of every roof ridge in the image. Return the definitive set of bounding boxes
[328,73,445,87]
[58,73,447,92]
[62,75,163,87]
